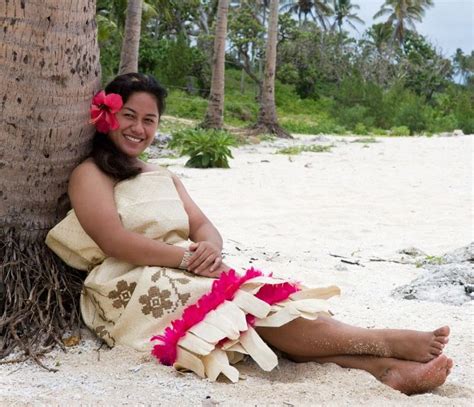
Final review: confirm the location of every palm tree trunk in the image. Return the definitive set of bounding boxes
[0,0,100,364]
[119,0,143,74]
[201,0,230,129]
[254,0,291,138]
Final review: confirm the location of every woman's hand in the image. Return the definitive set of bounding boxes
[188,261,230,278]
[187,241,222,275]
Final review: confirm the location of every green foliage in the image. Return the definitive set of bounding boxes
[139,34,208,91]
[166,90,208,120]
[276,144,333,155]
[452,90,474,134]
[369,128,388,136]
[416,255,447,268]
[97,1,473,137]
[354,123,368,135]
[168,128,236,168]
[389,126,410,137]
[280,116,346,135]
[401,31,453,100]
[139,151,150,162]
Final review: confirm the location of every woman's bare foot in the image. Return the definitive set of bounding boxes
[385,326,450,362]
[380,354,453,395]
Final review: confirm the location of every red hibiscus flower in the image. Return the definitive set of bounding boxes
[90,90,123,133]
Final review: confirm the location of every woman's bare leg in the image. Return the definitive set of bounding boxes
[256,316,450,362]
[288,353,453,395]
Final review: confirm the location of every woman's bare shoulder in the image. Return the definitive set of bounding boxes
[69,159,114,191]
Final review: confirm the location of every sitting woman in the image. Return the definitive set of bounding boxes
[46,73,452,395]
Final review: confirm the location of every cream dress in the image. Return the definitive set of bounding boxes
[46,168,339,382]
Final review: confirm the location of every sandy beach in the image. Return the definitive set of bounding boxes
[1,135,472,406]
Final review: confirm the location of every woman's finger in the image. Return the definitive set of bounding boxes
[209,256,222,272]
[189,242,199,251]
[193,254,217,275]
[187,246,207,268]
[188,249,210,270]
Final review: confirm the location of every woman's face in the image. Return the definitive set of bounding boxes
[108,91,159,158]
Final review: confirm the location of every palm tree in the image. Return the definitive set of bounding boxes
[332,0,364,33]
[202,0,230,129]
[1,0,100,362]
[254,0,291,138]
[119,0,143,74]
[281,0,333,29]
[373,0,434,45]
[366,22,394,52]
[453,48,474,87]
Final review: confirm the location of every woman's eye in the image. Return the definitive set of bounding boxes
[124,113,134,119]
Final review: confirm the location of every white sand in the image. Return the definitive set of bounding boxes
[1,135,473,406]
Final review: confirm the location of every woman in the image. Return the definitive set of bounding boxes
[46,73,452,394]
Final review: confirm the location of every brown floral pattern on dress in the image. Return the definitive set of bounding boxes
[108,280,137,309]
[151,269,192,313]
[139,286,173,318]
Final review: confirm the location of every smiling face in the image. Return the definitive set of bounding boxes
[107,91,159,158]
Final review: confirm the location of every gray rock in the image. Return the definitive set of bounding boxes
[153,132,172,146]
[443,242,474,264]
[398,247,427,257]
[452,129,465,136]
[392,243,474,306]
[393,263,473,306]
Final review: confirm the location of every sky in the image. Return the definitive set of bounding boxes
[347,0,474,58]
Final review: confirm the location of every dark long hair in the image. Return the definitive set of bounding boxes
[91,73,167,181]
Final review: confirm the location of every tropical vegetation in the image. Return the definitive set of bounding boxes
[97,0,474,136]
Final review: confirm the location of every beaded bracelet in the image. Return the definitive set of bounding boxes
[178,250,193,270]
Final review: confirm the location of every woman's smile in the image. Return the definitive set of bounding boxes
[108,91,159,157]
[123,134,144,143]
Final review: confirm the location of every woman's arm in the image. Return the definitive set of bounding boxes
[172,174,222,249]
[172,174,225,274]
[68,161,186,268]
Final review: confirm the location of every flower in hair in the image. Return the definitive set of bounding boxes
[90,90,123,133]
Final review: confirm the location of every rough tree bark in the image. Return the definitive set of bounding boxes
[119,0,143,74]
[201,0,230,129]
[0,0,100,365]
[253,0,291,138]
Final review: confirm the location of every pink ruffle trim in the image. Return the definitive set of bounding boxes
[151,268,300,366]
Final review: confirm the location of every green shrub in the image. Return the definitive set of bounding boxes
[336,105,374,129]
[354,123,368,135]
[394,95,430,134]
[427,113,458,133]
[225,101,256,123]
[390,126,410,137]
[369,128,388,136]
[140,34,208,90]
[168,128,236,168]
[453,92,474,134]
[166,90,208,120]
[280,116,346,135]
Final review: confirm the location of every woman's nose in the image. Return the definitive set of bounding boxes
[131,121,145,135]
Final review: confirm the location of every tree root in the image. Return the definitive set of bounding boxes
[247,123,293,139]
[0,230,84,368]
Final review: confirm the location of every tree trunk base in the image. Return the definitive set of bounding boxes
[199,118,223,130]
[248,122,293,139]
[0,230,84,370]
